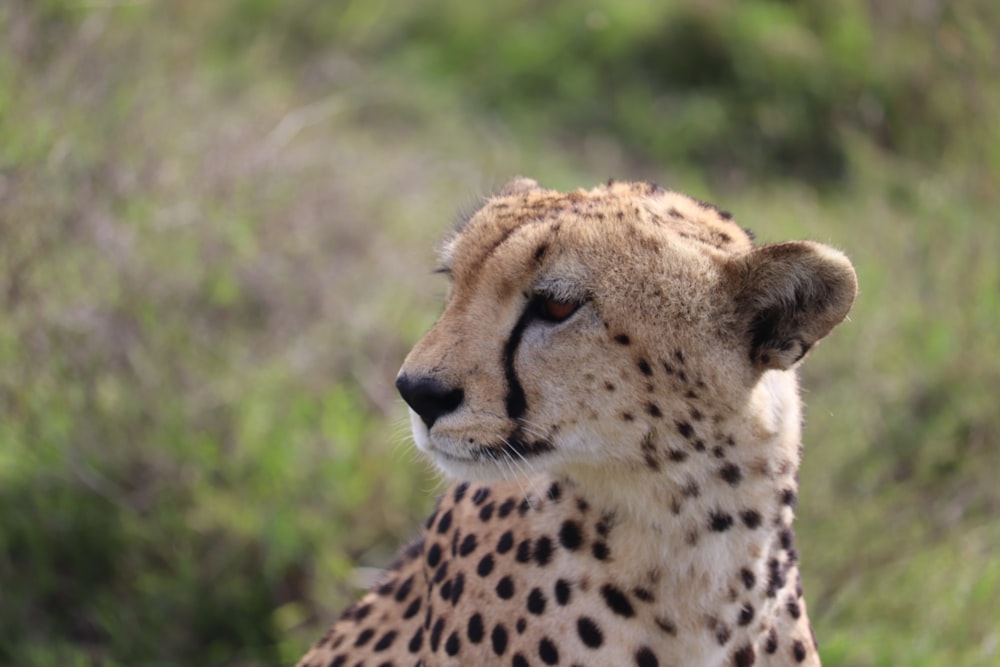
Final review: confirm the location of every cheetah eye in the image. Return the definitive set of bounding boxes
[532,295,582,323]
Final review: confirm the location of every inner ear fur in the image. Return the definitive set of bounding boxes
[729,241,858,371]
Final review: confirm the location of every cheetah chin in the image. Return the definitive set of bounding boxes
[298,178,857,667]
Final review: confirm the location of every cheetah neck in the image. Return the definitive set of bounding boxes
[534,371,813,661]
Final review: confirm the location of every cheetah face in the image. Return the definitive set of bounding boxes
[396,179,856,482]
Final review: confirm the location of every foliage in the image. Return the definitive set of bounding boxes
[1,1,997,665]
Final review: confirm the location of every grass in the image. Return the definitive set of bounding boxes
[1,1,998,665]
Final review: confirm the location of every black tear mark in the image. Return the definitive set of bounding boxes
[503,307,534,419]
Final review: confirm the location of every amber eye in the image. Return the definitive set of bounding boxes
[534,296,581,323]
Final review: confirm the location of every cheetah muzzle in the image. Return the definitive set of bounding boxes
[297,178,857,667]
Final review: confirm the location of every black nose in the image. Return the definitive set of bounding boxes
[395,373,465,429]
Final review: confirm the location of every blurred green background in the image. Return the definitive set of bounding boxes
[2,1,998,665]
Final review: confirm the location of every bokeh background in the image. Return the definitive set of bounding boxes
[2,1,999,665]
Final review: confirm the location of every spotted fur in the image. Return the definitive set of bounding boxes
[297,179,857,667]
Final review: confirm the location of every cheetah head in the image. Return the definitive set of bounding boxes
[396,179,857,484]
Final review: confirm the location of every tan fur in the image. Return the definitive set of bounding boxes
[297,179,857,667]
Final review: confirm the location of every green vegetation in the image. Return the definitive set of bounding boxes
[1,1,997,665]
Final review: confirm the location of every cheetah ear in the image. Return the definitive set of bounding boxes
[497,177,541,197]
[730,241,857,371]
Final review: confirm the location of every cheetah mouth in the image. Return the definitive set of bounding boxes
[432,436,556,464]
[425,430,555,461]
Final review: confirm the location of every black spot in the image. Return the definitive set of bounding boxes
[781,488,798,507]
[496,575,515,599]
[427,543,441,567]
[668,448,688,462]
[716,623,731,645]
[635,646,659,667]
[656,617,677,635]
[436,509,453,534]
[741,510,762,529]
[720,463,742,486]
[512,653,529,667]
[559,520,583,550]
[738,603,754,626]
[741,568,756,590]
[498,498,517,517]
[453,482,469,503]
[497,530,514,554]
[445,631,460,656]
[615,334,631,345]
[787,595,802,619]
[459,534,477,557]
[546,482,562,502]
[394,575,415,602]
[467,613,484,643]
[533,243,549,262]
[516,617,526,634]
[734,644,756,667]
[638,359,653,376]
[676,421,694,439]
[408,627,423,653]
[792,640,807,662]
[354,628,375,647]
[780,528,795,551]
[527,587,547,615]
[450,571,465,604]
[471,487,491,505]
[516,539,533,563]
[555,579,571,605]
[646,402,662,418]
[429,617,445,652]
[375,577,397,597]
[491,624,508,656]
[539,637,559,665]
[600,584,635,617]
[709,511,734,532]
[764,628,778,653]
[403,597,421,619]
[591,542,610,560]
[518,497,532,516]
[674,349,685,364]
[633,588,654,602]
[439,579,453,602]
[477,553,495,577]
[432,561,449,583]
[479,502,495,521]
[534,536,554,566]
[766,558,786,597]
[576,616,604,648]
[343,601,371,623]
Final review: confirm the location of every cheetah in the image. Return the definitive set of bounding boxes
[297,178,857,667]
